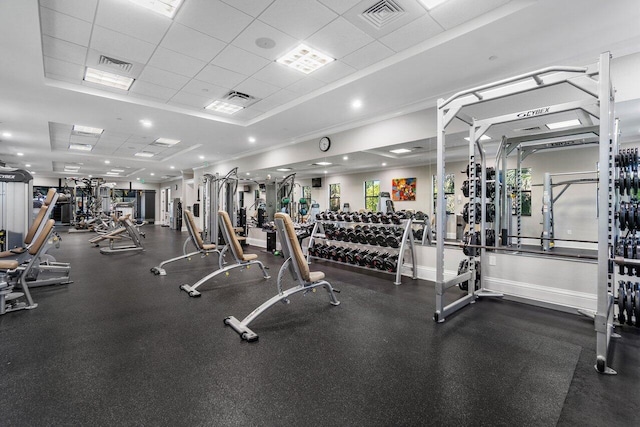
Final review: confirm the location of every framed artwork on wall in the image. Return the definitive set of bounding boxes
[392,177,416,201]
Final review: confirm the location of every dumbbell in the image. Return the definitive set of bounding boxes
[355,250,369,266]
[458,258,481,291]
[413,228,424,241]
[372,253,390,270]
[345,248,358,264]
[383,254,398,272]
[363,251,379,268]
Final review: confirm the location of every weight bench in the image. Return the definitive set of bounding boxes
[179,210,270,298]
[151,210,221,276]
[0,219,56,314]
[98,215,145,254]
[225,212,340,342]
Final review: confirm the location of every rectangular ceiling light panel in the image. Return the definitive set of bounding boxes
[72,125,104,135]
[546,119,582,130]
[106,172,120,176]
[153,138,180,146]
[134,152,155,157]
[205,100,244,114]
[419,0,451,10]
[390,148,412,154]
[277,44,334,75]
[128,0,184,18]
[69,143,94,151]
[84,67,134,90]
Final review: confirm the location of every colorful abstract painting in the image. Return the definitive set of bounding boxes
[392,177,416,201]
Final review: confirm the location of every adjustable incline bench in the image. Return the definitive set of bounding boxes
[224,212,340,342]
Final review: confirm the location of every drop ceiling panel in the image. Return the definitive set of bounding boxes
[253,62,303,88]
[180,79,228,98]
[43,57,84,80]
[219,0,273,17]
[379,13,443,52]
[306,16,375,59]
[310,60,357,83]
[160,23,226,63]
[168,91,212,109]
[428,0,511,30]
[90,26,156,64]
[250,89,299,112]
[195,64,248,89]
[341,41,395,70]
[42,36,87,65]
[40,7,92,46]
[231,20,298,60]
[211,45,271,75]
[129,81,178,102]
[147,47,207,78]
[230,107,263,121]
[285,76,326,95]
[259,0,338,40]
[94,0,171,45]
[137,66,190,91]
[234,77,280,99]
[176,0,253,43]
[318,0,362,15]
[39,0,98,22]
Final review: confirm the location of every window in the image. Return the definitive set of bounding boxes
[364,180,380,212]
[329,183,341,211]
[506,168,532,216]
[433,174,455,214]
[302,186,311,202]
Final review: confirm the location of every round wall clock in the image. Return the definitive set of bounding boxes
[319,136,331,152]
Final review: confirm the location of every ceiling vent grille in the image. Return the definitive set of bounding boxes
[98,55,133,73]
[360,0,405,29]
[222,91,258,107]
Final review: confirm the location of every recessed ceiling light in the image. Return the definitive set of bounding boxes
[104,160,111,164]
[69,143,93,151]
[382,162,387,166]
[31,171,36,175]
[2,132,11,138]
[25,164,31,167]
[314,161,332,166]
[73,125,103,135]
[276,43,334,75]
[199,155,205,160]
[390,148,412,154]
[17,152,24,156]
[546,119,581,130]
[246,172,250,176]
[150,173,155,176]
[139,119,152,128]
[324,170,328,174]
[170,166,175,169]
[111,169,125,173]
[464,135,492,142]
[134,152,154,158]
[136,177,140,180]
[88,174,92,178]
[84,67,134,90]
[65,165,80,170]
[106,172,120,176]
[351,99,362,109]
[128,0,184,18]
[205,100,244,114]
[248,137,256,143]
[343,156,349,160]
[418,0,451,10]
[154,137,180,146]
[277,168,292,172]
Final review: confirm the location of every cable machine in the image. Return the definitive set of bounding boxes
[202,167,239,247]
[435,52,615,373]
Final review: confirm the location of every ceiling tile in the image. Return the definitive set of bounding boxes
[160,23,226,63]
[195,65,248,89]
[286,76,327,95]
[45,73,80,85]
[137,66,190,91]
[428,0,511,30]
[94,0,172,44]
[310,60,357,83]
[39,0,98,22]
[250,89,299,112]
[306,17,374,59]
[218,0,273,17]
[176,0,253,43]
[259,0,337,40]
[181,80,228,98]
[44,57,84,80]
[233,77,280,99]
[40,7,92,46]
[211,45,271,75]
[379,13,443,52]
[231,20,297,60]
[317,0,361,15]
[253,62,303,88]
[169,91,213,109]
[230,107,263,121]
[129,81,178,102]
[42,36,87,65]
[147,47,207,78]
[341,41,395,70]
[90,26,157,64]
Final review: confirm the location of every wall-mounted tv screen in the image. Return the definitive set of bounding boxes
[312,178,322,188]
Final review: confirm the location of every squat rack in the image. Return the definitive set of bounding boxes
[435,53,616,374]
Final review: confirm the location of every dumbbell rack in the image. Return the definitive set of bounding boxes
[307,217,417,285]
[612,147,640,337]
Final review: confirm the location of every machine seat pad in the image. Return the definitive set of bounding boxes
[309,271,325,282]
[0,260,20,270]
[202,243,217,251]
[242,253,258,261]
[0,248,26,258]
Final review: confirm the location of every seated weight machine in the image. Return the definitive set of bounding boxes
[91,215,146,254]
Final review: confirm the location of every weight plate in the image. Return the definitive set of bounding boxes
[618,283,626,324]
[625,285,634,325]
[634,288,640,327]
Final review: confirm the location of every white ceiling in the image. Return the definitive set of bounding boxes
[0,0,639,183]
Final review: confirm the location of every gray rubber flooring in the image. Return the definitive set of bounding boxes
[0,225,638,426]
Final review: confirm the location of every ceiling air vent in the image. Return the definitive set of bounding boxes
[98,55,133,73]
[360,0,405,29]
[222,91,258,107]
